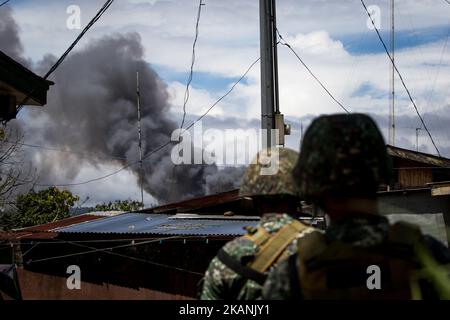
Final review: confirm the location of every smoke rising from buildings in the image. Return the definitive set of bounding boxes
[28,33,243,203]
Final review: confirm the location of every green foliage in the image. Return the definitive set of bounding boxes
[94,199,143,212]
[0,211,20,231]
[15,187,79,228]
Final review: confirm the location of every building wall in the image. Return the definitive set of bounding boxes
[378,189,450,244]
[398,168,433,189]
[15,268,193,300]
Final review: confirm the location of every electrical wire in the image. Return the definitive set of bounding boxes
[34,140,172,187]
[0,236,222,246]
[182,57,260,132]
[28,236,179,263]
[361,0,441,156]
[179,0,205,131]
[27,236,204,275]
[276,29,350,114]
[169,0,205,201]
[3,140,129,161]
[15,0,115,115]
[0,0,10,8]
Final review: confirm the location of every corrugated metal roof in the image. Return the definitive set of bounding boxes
[148,189,242,213]
[53,213,259,236]
[387,145,450,167]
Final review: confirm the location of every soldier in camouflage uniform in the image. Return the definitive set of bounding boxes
[200,148,317,300]
[263,114,450,300]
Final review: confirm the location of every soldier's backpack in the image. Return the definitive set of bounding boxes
[293,221,448,300]
[216,219,313,292]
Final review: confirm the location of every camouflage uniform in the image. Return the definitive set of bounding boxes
[263,214,450,300]
[200,148,316,300]
[262,114,450,300]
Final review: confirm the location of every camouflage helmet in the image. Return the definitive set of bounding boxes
[239,147,300,197]
[293,114,392,202]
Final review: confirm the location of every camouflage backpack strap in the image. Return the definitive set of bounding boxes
[248,220,310,273]
[216,220,311,286]
[216,249,266,285]
[214,226,272,287]
[243,226,272,247]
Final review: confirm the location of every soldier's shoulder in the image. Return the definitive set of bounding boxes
[223,235,258,259]
[260,213,296,232]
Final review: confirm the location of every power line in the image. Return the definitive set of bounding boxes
[3,140,129,161]
[444,0,450,5]
[182,57,260,132]
[179,0,205,131]
[0,0,10,8]
[35,57,260,188]
[0,236,222,246]
[360,0,441,156]
[169,0,205,201]
[28,236,177,263]
[16,0,115,115]
[276,29,350,114]
[28,236,204,275]
[34,140,172,187]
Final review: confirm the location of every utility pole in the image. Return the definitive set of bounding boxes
[136,72,144,208]
[390,0,396,146]
[259,0,289,148]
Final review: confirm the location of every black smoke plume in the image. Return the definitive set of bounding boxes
[25,33,243,203]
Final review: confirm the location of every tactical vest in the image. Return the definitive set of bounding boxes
[295,221,427,300]
[217,219,313,288]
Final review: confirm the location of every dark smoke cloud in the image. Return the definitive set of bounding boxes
[25,32,242,203]
[0,6,31,67]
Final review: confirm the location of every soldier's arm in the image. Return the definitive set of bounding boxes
[261,257,294,300]
[200,257,227,300]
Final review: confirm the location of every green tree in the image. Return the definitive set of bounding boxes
[94,199,143,212]
[15,187,79,227]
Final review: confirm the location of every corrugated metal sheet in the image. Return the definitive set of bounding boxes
[387,145,450,167]
[53,213,259,236]
[0,231,58,240]
[148,189,241,213]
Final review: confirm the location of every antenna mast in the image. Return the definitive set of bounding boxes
[136,71,144,208]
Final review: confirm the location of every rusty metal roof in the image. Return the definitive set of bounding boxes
[53,213,259,236]
[23,214,105,232]
[147,189,242,214]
